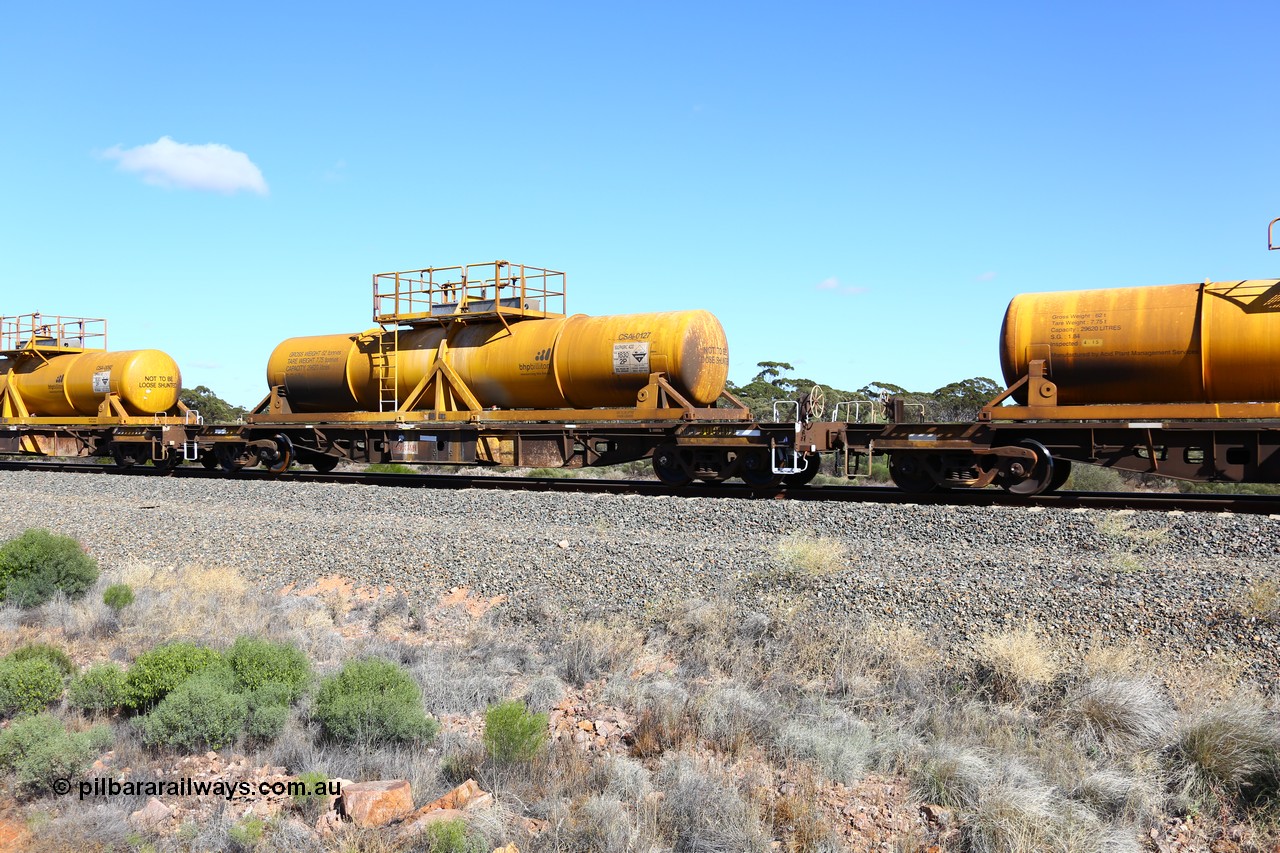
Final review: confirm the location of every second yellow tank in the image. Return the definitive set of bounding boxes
[266,309,731,412]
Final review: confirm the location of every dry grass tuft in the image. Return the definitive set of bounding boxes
[1064,676,1173,755]
[117,562,263,647]
[773,531,848,578]
[974,625,1061,702]
[775,715,871,785]
[697,684,776,754]
[630,681,693,758]
[1095,514,1167,575]
[1239,577,1280,623]
[658,598,738,677]
[1082,640,1142,678]
[964,782,1059,852]
[910,744,991,810]
[561,794,639,852]
[858,621,943,694]
[657,754,768,852]
[768,769,842,852]
[1095,513,1167,546]
[562,619,641,687]
[1165,652,1248,709]
[1168,697,1280,811]
[1073,769,1162,825]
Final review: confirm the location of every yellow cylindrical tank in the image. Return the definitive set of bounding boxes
[999,279,1280,404]
[266,310,730,412]
[8,349,182,416]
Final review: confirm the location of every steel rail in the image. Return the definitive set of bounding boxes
[2,458,1280,512]
[2,460,1277,515]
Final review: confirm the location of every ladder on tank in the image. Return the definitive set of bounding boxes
[375,325,398,412]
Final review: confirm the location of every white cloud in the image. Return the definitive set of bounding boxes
[322,159,347,182]
[976,271,997,282]
[102,136,268,195]
[817,276,867,296]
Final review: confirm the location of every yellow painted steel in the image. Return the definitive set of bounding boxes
[999,280,1280,405]
[8,349,182,416]
[266,310,730,412]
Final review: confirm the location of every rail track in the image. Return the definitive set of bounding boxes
[2,460,1278,516]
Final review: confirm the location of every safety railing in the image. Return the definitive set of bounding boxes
[0,314,106,353]
[372,261,566,325]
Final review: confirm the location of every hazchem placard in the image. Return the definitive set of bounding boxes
[92,370,111,393]
[613,342,650,375]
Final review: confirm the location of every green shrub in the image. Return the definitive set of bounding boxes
[102,583,135,612]
[0,529,100,607]
[292,770,332,821]
[483,699,548,765]
[365,463,414,474]
[313,659,437,745]
[7,643,75,677]
[225,636,310,700]
[418,817,485,853]
[245,684,291,741]
[69,663,127,714]
[0,658,65,717]
[140,669,247,751]
[124,642,223,710]
[227,816,264,850]
[0,713,110,796]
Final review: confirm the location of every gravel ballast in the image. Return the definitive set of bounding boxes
[0,470,1276,679]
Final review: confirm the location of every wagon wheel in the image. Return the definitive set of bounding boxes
[215,444,254,473]
[740,449,783,488]
[799,385,827,422]
[888,453,938,494]
[1000,439,1056,496]
[1047,458,1073,493]
[310,454,340,473]
[259,433,294,475]
[652,445,692,487]
[110,445,137,469]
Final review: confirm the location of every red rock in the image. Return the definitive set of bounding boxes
[420,779,485,812]
[520,817,550,834]
[397,807,465,840]
[129,797,172,828]
[341,780,414,827]
[0,817,31,852]
[462,792,493,812]
[315,810,344,837]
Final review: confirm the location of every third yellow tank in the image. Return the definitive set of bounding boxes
[999,279,1280,404]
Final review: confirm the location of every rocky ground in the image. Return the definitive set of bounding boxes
[0,469,1275,682]
[1,469,1279,851]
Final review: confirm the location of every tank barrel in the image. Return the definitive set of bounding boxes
[999,280,1280,406]
[266,310,729,413]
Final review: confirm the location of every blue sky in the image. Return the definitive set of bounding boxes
[3,2,1277,407]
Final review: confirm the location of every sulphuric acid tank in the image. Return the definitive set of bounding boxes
[266,310,730,412]
[7,349,182,416]
[999,279,1280,405]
